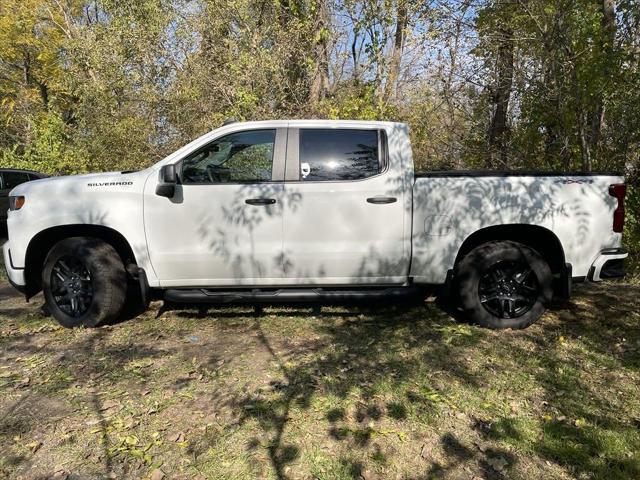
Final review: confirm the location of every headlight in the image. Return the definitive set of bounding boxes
[9,196,25,211]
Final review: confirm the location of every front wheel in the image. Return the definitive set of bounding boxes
[455,241,553,329]
[43,237,127,328]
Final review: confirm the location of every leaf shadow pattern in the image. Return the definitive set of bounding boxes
[176,280,640,480]
[213,298,489,479]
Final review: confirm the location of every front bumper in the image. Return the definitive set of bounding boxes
[3,242,26,293]
[588,248,628,281]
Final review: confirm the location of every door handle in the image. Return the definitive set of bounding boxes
[367,196,397,204]
[245,198,276,206]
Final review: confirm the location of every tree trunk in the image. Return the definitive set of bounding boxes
[577,106,592,172]
[309,0,330,108]
[589,0,616,159]
[351,31,359,82]
[276,0,310,108]
[383,0,408,104]
[566,52,592,171]
[38,82,49,110]
[487,26,514,167]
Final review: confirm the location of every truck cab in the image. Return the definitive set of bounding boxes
[145,120,412,287]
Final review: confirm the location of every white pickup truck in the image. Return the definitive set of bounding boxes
[3,120,629,329]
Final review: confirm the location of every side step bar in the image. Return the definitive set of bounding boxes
[164,286,423,305]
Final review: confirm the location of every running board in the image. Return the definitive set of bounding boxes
[163,286,422,305]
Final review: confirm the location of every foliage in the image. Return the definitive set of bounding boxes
[0,0,71,141]
[0,112,83,175]
[0,0,638,247]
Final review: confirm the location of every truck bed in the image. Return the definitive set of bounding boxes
[409,172,624,283]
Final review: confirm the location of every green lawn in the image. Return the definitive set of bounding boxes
[0,277,639,479]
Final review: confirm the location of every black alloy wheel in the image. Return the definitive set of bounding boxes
[43,237,127,328]
[478,260,539,319]
[50,256,94,317]
[455,240,553,329]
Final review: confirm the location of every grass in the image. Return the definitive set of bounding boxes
[0,276,639,479]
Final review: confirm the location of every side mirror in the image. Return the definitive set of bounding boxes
[156,164,177,198]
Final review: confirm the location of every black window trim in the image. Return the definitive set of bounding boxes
[177,128,286,186]
[285,127,389,184]
[1,171,31,190]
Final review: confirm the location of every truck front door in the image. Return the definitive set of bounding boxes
[143,128,287,286]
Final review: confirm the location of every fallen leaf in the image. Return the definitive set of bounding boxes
[16,377,30,388]
[359,468,380,480]
[487,456,509,472]
[150,468,165,480]
[474,441,487,453]
[28,441,43,453]
[100,400,120,411]
[420,443,431,460]
[49,468,69,480]
[170,432,185,443]
[574,418,587,427]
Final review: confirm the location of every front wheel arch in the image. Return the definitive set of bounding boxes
[24,225,137,299]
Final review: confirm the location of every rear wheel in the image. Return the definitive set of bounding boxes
[455,241,553,329]
[43,237,127,328]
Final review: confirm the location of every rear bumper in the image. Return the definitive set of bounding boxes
[3,242,26,293]
[588,248,628,281]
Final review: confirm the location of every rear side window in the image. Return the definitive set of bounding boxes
[2,171,30,189]
[299,129,381,181]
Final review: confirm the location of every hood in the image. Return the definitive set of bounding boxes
[9,170,147,197]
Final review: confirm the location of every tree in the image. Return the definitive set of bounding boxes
[0,0,71,145]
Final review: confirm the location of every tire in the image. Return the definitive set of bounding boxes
[42,237,127,328]
[455,240,553,329]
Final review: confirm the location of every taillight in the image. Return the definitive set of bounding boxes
[608,184,626,233]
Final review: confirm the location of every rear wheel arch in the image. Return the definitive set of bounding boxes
[24,225,137,298]
[454,224,567,278]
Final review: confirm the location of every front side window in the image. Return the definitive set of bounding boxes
[181,129,275,184]
[2,171,30,190]
[299,129,381,181]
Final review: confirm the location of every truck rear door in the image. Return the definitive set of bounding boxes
[281,126,410,285]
